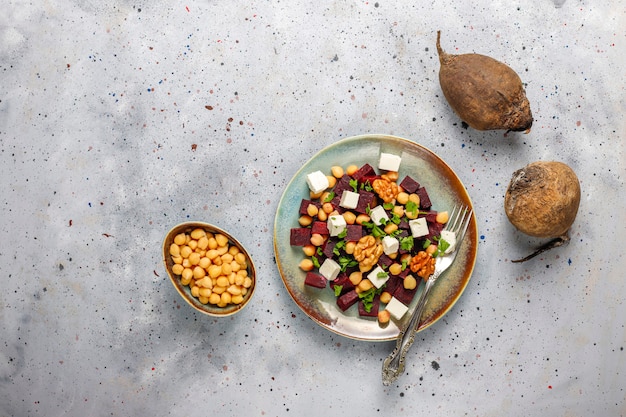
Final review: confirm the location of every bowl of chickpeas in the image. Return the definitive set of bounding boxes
[162,222,256,317]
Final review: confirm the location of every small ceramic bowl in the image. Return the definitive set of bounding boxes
[162,221,256,317]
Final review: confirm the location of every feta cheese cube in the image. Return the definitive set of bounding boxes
[378,152,402,172]
[385,297,409,320]
[440,230,457,254]
[318,258,341,281]
[382,235,399,255]
[306,170,329,194]
[367,266,389,289]
[409,217,429,238]
[369,205,389,226]
[339,190,360,210]
[327,214,347,237]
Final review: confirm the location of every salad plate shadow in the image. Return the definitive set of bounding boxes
[273,134,478,341]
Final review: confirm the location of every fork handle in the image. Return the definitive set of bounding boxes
[381,276,436,386]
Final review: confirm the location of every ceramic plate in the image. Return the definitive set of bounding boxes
[273,134,478,341]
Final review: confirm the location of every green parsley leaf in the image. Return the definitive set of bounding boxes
[383,202,394,210]
[435,237,450,257]
[363,181,373,191]
[391,213,402,225]
[337,228,348,239]
[311,256,320,268]
[405,201,418,217]
[323,191,335,203]
[377,270,388,279]
[338,256,358,272]
[334,285,343,297]
[400,236,414,251]
[422,238,432,249]
[349,178,358,192]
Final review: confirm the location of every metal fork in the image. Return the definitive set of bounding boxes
[382,205,473,386]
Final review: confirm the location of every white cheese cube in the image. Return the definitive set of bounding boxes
[327,214,347,237]
[382,236,399,255]
[306,170,329,194]
[367,266,389,289]
[339,190,360,210]
[369,205,389,226]
[440,230,457,254]
[409,217,429,238]
[378,152,402,172]
[385,297,409,320]
[319,258,341,281]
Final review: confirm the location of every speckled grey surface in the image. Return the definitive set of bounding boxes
[1,1,624,416]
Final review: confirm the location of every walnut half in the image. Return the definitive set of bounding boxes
[409,251,435,279]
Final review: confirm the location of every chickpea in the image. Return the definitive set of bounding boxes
[408,193,420,205]
[357,279,373,293]
[326,176,337,188]
[215,234,229,247]
[306,204,319,217]
[180,245,193,259]
[392,205,404,218]
[384,223,398,235]
[331,166,344,178]
[425,244,438,255]
[174,233,187,246]
[188,252,201,266]
[191,286,200,298]
[343,211,357,225]
[298,215,313,227]
[299,258,314,272]
[187,239,198,251]
[310,190,324,200]
[310,233,325,247]
[404,275,418,290]
[169,243,181,257]
[190,228,206,240]
[436,210,449,224]
[197,236,209,250]
[207,237,218,250]
[388,263,403,276]
[317,210,328,222]
[193,266,206,279]
[231,294,244,305]
[378,310,391,324]
[199,257,211,270]
[208,264,222,279]
[349,271,362,286]
[199,287,212,298]
[345,241,356,255]
[380,291,392,304]
[172,263,184,275]
[322,202,334,214]
[355,213,370,225]
[346,165,359,176]
[302,245,316,257]
[208,293,221,305]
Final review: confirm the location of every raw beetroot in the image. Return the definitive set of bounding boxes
[436,30,533,132]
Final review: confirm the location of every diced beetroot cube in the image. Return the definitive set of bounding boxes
[427,221,444,240]
[397,267,411,279]
[358,295,380,317]
[378,253,394,268]
[330,272,355,294]
[304,272,327,289]
[311,221,329,235]
[394,284,418,305]
[322,239,336,259]
[421,210,438,223]
[333,175,353,196]
[352,163,376,182]
[399,175,420,193]
[345,224,363,242]
[299,199,320,215]
[290,228,311,246]
[337,290,360,311]
[416,187,432,209]
[355,190,376,214]
[385,275,402,294]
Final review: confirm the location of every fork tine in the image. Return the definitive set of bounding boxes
[444,205,460,232]
[456,207,472,242]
